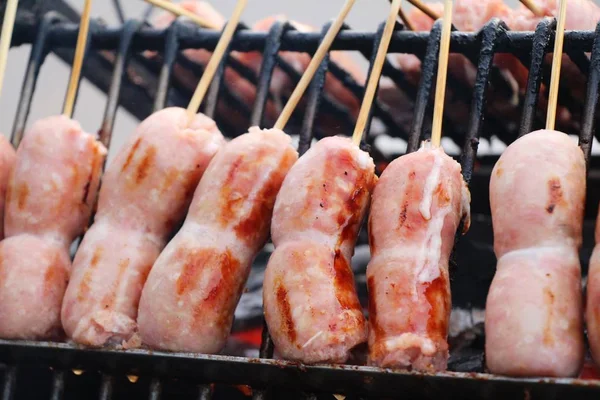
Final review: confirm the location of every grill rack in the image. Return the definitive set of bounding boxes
[3,1,600,398]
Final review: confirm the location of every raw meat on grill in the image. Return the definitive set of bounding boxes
[486,130,585,377]
[0,135,15,240]
[138,127,297,353]
[366,142,470,371]
[61,107,225,348]
[263,136,375,364]
[0,115,105,339]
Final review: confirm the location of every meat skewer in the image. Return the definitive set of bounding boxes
[486,0,586,377]
[366,0,471,372]
[59,1,250,347]
[137,0,357,354]
[0,0,18,240]
[0,0,108,340]
[262,0,403,365]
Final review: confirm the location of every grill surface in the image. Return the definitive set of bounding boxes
[2,0,600,399]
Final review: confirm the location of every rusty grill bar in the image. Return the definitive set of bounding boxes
[2,2,600,399]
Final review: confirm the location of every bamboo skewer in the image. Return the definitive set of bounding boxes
[545,0,567,130]
[430,0,453,148]
[397,6,415,31]
[351,0,403,146]
[0,0,19,101]
[144,0,221,29]
[274,0,357,130]
[62,0,93,118]
[185,0,248,121]
[520,0,545,16]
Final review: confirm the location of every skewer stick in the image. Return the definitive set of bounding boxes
[402,0,441,20]
[186,0,248,120]
[144,0,221,30]
[519,0,545,17]
[0,0,19,100]
[397,7,415,31]
[274,0,356,130]
[351,0,403,146]
[430,0,453,148]
[62,0,92,118]
[545,0,567,130]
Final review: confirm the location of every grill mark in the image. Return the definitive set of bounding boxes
[100,258,130,310]
[333,250,361,310]
[43,254,62,297]
[220,156,245,225]
[176,248,239,296]
[234,150,295,243]
[546,177,563,214]
[17,183,29,210]
[135,146,157,184]
[77,247,103,301]
[121,138,142,172]
[82,145,102,206]
[367,276,383,339]
[276,282,296,343]
[424,277,449,338]
[398,171,416,230]
[543,287,555,346]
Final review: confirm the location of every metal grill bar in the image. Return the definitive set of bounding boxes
[203,24,241,119]
[298,22,333,155]
[148,378,161,400]
[99,374,114,400]
[98,19,140,149]
[519,18,555,137]
[1,366,15,400]
[461,19,507,185]
[250,20,289,126]
[580,22,600,167]
[153,19,181,112]
[49,370,65,400]
[10,12,64,147]
[407,19,443,153]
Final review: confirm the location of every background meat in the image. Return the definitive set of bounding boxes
[0,115,105,339]
[61,107,225,347]
[264,137,375,364]
[0,136,15,239]
[366,144,470,371]
[138,127,297,353]
[486,130,585,377]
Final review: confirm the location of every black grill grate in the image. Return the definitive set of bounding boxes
[3,1,600,398]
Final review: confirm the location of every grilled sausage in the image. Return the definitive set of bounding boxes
[61,107,225,347]
[138,127,297,353]
[0,135,15,239]
[486,129,585,377]
[263,136,375,364]
[585,208,600,366]
[366,143,470,371]
[0,115,105,339]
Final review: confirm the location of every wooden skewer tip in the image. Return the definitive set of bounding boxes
[186,0,248,120]
[351,0,403,146]
[273,0,357,130]
[62,0,93,118]
[545,0,567,131]
[0,0,19,101]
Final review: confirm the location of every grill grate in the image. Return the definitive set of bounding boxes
[2,1,600,398]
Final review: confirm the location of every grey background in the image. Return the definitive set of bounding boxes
[0,0,540,158]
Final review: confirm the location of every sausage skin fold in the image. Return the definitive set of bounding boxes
[61,108,225,347]
[0,115,106,339]
[263,136,376,364]
[486,130,585,377]
[138,127,297,353]
[366,143,470,371]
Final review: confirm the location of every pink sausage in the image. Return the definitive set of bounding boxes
[263,136,375,364]
[0,136,15,239]
[366,144,470,371]
[61,108,225,347]
[587,212,600,365]
[138,127,297,353]
[0,115,106,339]
[486,129,585,377]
